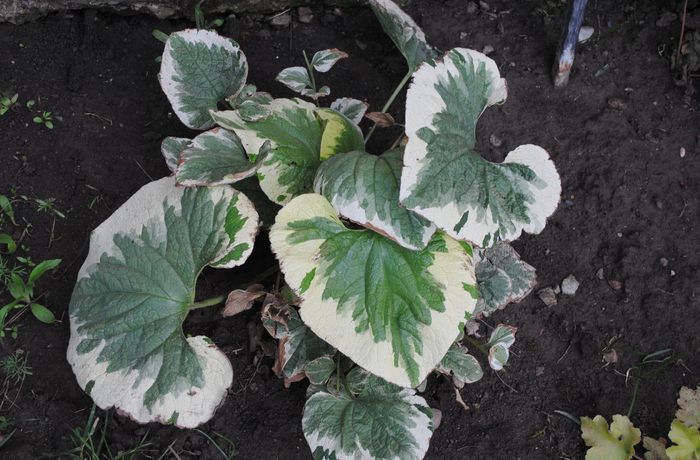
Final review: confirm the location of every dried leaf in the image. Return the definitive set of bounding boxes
[365,111,395,128]
[221,284,266,317]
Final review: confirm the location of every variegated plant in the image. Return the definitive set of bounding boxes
[67,1,561,458]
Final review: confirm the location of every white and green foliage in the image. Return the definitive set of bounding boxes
[175,128,256,186]
[212,100,363,205]
[159,29,248,130]
[486,325,516,371]
[269,193,477,388]
[474,242,537,316]
[276,49,348,101]
[368,0,437,71]
[436,343,483,387]
[161,136,190,173]
[303,366,435,460]
[67,177,259,428]
[330,97,369,125]
[314,148,436,250]
[261,300,335,384]
[400,48,561,247]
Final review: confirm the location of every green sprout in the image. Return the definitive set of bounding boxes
[33,111,54,129]
[0,93,18,116]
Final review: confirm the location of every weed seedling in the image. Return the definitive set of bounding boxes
[1,350,32,384]
[33,111,54,129]
[0,93,18,116]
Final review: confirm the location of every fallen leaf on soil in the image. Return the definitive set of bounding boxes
[365,111,395,127]
[222,284,266,317]
[603,349,618,365]
[454,386,469,411]
[608,279,623,290]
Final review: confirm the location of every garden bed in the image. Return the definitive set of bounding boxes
[0,0,698,458]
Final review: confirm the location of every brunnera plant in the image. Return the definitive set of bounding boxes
[66,0,561,457]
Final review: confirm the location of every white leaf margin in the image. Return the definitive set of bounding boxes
[400,48,561,245]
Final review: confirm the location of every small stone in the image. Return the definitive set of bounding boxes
[561,275,580,296]
[297,6,314,24]
[489,133,502,147]
[535,366,545,376]
[607,98,626,109]
[660,257,669,267]
[479,1,490,11]
[553,285,561,295]
[333,7,343,16]
[578,26,594,43]
[608,279,623,290]
[603,349,618,364]
[460,32,468,40]
[466,1,478,14]
[537,287,557,306]
[670,270,676,277]
[656,200,664,209]
[596,268,605,280]
[270,12,292,28]
[680,147,686,158]
[355,39,367,51]
[482,44,495,55]
[617,232,623,238]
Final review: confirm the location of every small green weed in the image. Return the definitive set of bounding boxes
[1,350,32,384]
[33,111,54,129]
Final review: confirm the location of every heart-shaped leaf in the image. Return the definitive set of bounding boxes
[486,324,516,371]
[475,242,536,316]
[436,343,483,387]
[159,29,248,130]
[400,48,561,247]
[303,367,434,460]
[67,177,259,428]
[310,48,348,73]
[175,128,256,187]
[315,108,364,161]
[270,193,477,387]
[314,149,435,250]
[368,0,437,71]
[276,66,313,93]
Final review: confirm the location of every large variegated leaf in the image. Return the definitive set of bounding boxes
[368,0,437,70]
[475,242,537,316]
[212,100,361,205]
[67,177,259,428]
[315,108,364,161]
[314,149,435,250]
[175,128,256,186]
[400,48,561,247]
[269,193,477,387]
[303,367,434,460]
[159,29,248,130]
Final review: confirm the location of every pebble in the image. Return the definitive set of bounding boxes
[578,26,594,43]
[537,287,557,306]
[561,275,579,296]
[680,147,686,158]
[607,98,627,109]
[479,1,490,11]
[603,349,618,364]
[482,44,495,55]
[535,366,545,376]
[270,12,292,28]
[489,133,502,147]
[467,1,478,14]
[596,268,605,280]
[297,6,314,23]
[660,257,669,267]
[460,31,468,40]
[608,279,623,290]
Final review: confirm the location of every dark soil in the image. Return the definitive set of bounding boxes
[1,0,698,458]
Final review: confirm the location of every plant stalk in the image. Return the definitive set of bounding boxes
[302,50,319,107]
[364,69,413,143]
[190,295,226,310]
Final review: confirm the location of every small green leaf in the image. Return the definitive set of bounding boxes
[310,48,348,73]
[0,234,17,254]
[303,371,434,460]
[33,116,42,123]
[330,97,368,125]
[666,419,700,460]
[28,259,61,285]
[45,121,54,129]
[159,29,248,130]
[0,195,16,225]
[152,29,169,43]
[8,274,29,301]
[580,414,641,460]
[275,66,312,94]
[30,303,55,324]
[304,356,336,385]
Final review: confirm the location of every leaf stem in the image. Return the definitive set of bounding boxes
[190,295,226,310]
[302,50,319,107]
[464,335,489,358]
[364,69,413,143]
